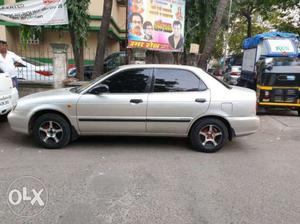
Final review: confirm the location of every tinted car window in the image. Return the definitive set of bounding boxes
[153,69,206,92]
[102,69,152,93]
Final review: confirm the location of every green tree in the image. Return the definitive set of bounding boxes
[197,0,231,69]
[66,0,90,81]
[232,0,297,37]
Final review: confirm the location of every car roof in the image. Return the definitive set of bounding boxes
[118,64,202,71]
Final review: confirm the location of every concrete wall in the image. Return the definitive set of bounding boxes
[18,81,53,98]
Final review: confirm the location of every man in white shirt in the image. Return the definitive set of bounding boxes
[0,40,26,89]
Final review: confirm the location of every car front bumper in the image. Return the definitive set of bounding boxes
[8,109,30,134]
[228,116,260,137]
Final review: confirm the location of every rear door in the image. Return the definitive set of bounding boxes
[146,68,210,134]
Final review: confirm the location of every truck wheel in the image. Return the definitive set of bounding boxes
[32,113,71,149]
[189,118,228,153]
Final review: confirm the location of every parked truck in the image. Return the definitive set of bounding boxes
[238,32,300,115]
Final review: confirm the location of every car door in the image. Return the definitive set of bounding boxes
[146,68,210,134]
[77,68,152,134]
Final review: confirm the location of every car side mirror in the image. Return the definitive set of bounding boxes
[89,84,109,95]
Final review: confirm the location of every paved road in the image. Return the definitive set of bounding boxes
[0,111,300,224]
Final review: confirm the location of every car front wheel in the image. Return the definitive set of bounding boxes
[189,118,228,153]
[32,113,71,149]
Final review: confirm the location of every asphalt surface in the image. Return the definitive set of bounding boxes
[0,110,300,224]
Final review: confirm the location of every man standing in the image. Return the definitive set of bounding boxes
[0,40,25,88]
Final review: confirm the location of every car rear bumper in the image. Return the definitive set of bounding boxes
[228,116,260,137]
[8,110,29,134]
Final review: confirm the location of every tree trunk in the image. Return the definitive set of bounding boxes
[92,0,113,78]
[197,0,230,70]
[246,15,252,38]
[69,29,84,81]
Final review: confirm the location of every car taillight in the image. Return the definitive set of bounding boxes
[262,90,270,102]
[231,72,240,76]
[35,71,53,76]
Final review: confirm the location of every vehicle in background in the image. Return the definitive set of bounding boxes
[103,51,127,72]
[17,58,53,82]
[0,69,18,118]
[68,65,94,81]
[207,68,215,75]
[68,51,127,79]
[8,64,259,153]
[223,65,242,85]
[238,32,300,115]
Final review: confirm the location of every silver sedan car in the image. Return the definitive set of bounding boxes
[8,64,259,153]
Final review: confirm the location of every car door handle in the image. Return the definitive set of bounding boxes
[130,99,143,104]
[195,98,207,103]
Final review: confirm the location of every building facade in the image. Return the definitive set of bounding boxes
[0,0,127,63]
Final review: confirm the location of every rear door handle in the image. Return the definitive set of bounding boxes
[130,99,143,104]
[195,98,206,103]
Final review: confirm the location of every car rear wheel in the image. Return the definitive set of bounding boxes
[189,118,228,153]
[32,113,71,149]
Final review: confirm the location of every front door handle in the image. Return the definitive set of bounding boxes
[195,98,206,103]
[130,99,143,104]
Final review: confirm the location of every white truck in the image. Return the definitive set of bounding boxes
[239,32,300,115]
[0,70,19,118]
[239,32,299,88]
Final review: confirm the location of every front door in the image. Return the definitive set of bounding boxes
[77,68,152,134]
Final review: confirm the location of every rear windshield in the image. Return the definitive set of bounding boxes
[261,73,300,86]
[209,74,232,89]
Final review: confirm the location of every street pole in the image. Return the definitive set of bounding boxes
[222,0,233,71]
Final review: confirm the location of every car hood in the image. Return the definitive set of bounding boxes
[19,88,80,104]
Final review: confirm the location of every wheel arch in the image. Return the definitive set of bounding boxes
[188,115,234,141]
[28,109,78,140]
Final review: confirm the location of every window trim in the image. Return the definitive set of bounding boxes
[150,68,207,93]
[99,68,154,94]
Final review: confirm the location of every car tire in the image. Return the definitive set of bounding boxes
[189,118,228,153]
[32,113,71,149]
[0,114,7,122]
[297,110,300,117]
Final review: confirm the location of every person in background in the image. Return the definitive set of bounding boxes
[0,40,25,89]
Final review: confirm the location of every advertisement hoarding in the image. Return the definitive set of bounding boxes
[128,0,186,52]
[0,0,68,26]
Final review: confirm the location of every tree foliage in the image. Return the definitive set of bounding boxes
[231,0,298,37]
[185,0,219,53]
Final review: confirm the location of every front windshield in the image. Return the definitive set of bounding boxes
[270,57,300,66]
[73,68,118,93]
